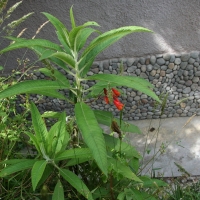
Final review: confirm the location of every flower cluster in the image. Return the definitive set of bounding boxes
[103,88,124,110]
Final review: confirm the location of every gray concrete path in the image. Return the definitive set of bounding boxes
[126,115,200,177]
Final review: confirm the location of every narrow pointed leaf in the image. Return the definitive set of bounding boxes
[52,180,64,200]
[39,68,70,87]
[76,28,100,52]
[93,110,113,126]
[0,159,37,177]
[79,26,152,75]
[25,132,41,154]
[47,112,70,157]
[69,21,99,50]
[0,80,69,99]
[31,160,47,191]
[59,168,93,200]
[48,52,75,68]
[75,102,107,175]
[87,74,160,102]
[0,38,62,54]
[30,103,48,150]
[55,148,92,161]
[70,6,76,28]
[42,12,69,46]
[108,157,142,182]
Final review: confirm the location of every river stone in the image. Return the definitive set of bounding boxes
[147,64,153,71]
[140,73,148,78]
[141,65,146,72]
[168,63,174,69]
[175,58,181,65]
[150,70,156,76]
[185,80,192,86]
[188,58,195,64]
[150,56,156,65]
[195,71,200,76]
[163,53,171,60]
[140,57,146,64]
[145,58,150,65]
[183,70,189,76]
[127,58,135,66]
[190,51,199,59]
[183,87,191,93]
[169,55,175,62]
[180,62,187,69]
[161,65,167,70]
[153,63,160,69]
[135,69,141,75]
[192,77,199,83]
[181,53,190,61]
[160,70,166,76]
[157,58,165,65]
[194,62,199,67]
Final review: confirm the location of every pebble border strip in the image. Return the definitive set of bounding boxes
[15,51,200,120]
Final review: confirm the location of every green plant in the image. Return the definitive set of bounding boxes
[0,7,167,199]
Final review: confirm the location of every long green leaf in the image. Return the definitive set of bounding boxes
[93,110,112,127]
[42,12,70,49]
[31,160,47,191]
[75,102,107,176]
[69,21,99,50]
[30,103,48,151]
[79,26,152,75]
[52,180,64,200]
[46,52,76,69]
[76,27,100,52]
[104,134,141,159]
[0,37,62,54]
[59,168,93,200]
[55,148,92,161]
[108,157,142,182]
[0,80,69,99]
[39,68,70,88]
[47,112,70,157]
[25,132,41,154]
[87,74,160,102]
[70,6,76,28]
[0,159,37,177]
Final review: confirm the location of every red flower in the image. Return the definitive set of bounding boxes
[113,97,124,110]
[103,88,124,110]
[112,88,120,97]
[104,96,109,104]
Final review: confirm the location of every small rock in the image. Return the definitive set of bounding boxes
[190,51,199,59]
[181,53,190,61]
[183,87,191,93]
[168,63,175,69]
[160,71,166,76]
[157,58,165,65]
[150,56,156,65]
[175,58,181,65]
[147,64,153,71]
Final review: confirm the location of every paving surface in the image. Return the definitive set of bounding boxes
[126,115,200,177]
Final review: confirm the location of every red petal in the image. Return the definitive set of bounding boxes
[112,88,120,97]
[113,98,124,110]
[104,96,109,104]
